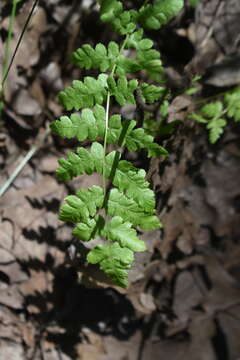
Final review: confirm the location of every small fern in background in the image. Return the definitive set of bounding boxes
[191,87,240,144]
[50,0,183,288]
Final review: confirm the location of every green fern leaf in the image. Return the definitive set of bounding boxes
[192,101,227,143]
[96,110,167,157]
[224,88,240,122]
[126,127,168,156]
[73,215,105,242]
[107,114,135,145]
[114,160,155,212]
[207,118,227,144]
[140,83,165,103]
[107,75,138,105]
[101,151,155,212]
[50,109,99,141]
[126,29,144,49]
[191,113,208,124]
[137,49,163,80]
[71,40,158,76]
[56,142,102,181]
[87,242,134,288]
[51,105,167,157]
[138,0,184,30]
[115,56,141,76]
[98,0,123,23]
[57,142,162,213]
[108,188,161,230]
[51,105,107,143]
[126,29,163,80]
[101,216,146,251]
[201,102,223,118]
[59,74,108,111]
[73,217,98,242]
[59,186,104,223]
[98,0,137,35]
[112,10,137,35]
[71,42,120,72]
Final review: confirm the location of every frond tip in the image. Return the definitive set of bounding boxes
[137,0,184,30]
[87,242,134,288]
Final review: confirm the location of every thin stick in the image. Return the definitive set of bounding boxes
[0,127,50,197]
[2,0,39,88]
[2,0,19,83]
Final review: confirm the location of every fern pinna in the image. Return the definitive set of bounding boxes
[50,0,183,288]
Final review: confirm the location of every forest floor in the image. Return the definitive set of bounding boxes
[0,1,240,359]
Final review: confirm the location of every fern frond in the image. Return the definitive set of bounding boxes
[126,128,168,156]
[224,87,240,122]
[71,42,120,72]
[101,216,146,251]
[59,185,104,223]
[62,185,160,245]
[59,74,139,111]
[137,50,163,81]
[201,102,223,118]
[111,10,137,35]
[51,104,167,156]
[98,0,137,35]
[107,75,138,105]
[72,42,141,75]
[207,118,227,144]
[73,213,145,287]
[50,0,183,288]
[50,109,99,141]
[71,30,162,80]
[191,101,227,143]
[59,74,108,111]
[126,29,151,50]
[73,216,102,242]
[138,0,184,30]
[126,29,163,80]
[98,0,123,23]
[87,242,134,288]
[140,83,165,103]
[57,139,165,215]
[107,188,161,230]
[56,142,102,181]
[111,157,155,211]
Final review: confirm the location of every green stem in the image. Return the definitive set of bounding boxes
[102,34,130,196]
[102,91,111,196]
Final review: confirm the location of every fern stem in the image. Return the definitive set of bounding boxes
[102,91,110,195]
[102,34,130,196]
